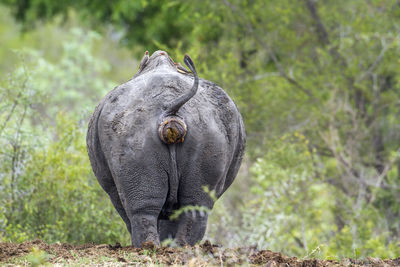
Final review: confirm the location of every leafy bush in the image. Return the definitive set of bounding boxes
[207,133,400,259]
[1,1,400,260]
[1,113,129,244]
[0,27,129,245]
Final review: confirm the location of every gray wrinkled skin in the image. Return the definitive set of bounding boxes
[86,50,246,247]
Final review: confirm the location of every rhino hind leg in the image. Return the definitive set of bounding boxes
[104,183,132,234]
[87,108,133,234]
[89,160,133,236]
[158,219,179,242]
[158,212,208,246]
[112,156,169,247]
[130,213,160,247]
[158,211,209,246]
[105,168,164,247]
[174,211,209,246]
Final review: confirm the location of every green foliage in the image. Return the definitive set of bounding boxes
[1,0,400,260]
[0,25,130,245]
[12,28,115,122]
[186,0,400,258]
[208,134,400,259]
[26,247,50,267]
[169,187,216,222]
[170,205,211,221]
[3,0,193,54]
[246,134,326,255]
[4,113,128,244]
[208,134,332,255]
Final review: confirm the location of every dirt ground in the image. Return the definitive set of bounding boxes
[1,240,399,266]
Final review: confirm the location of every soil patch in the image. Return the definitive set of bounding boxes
[1,240,399,266]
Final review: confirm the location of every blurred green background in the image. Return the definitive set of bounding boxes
[0,0,399,259]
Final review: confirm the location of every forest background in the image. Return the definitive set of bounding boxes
[0,0,399,260]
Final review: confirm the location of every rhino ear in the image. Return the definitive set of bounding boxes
[184,54,196,74]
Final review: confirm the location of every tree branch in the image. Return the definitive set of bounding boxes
[222,0,313,98]
[267,48,313,97]
[304,0,347,67]
[355,36,398,84]
[0,100,18,137]
[304,0,330,45]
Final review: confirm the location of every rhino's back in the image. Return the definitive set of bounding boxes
[97,72,241,145]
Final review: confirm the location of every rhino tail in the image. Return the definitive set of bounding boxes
[157,55,198,146]
[165,54,199,116]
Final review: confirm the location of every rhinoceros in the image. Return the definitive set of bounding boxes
[86,50,245,247]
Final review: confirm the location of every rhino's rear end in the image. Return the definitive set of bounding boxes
[86,51,245,247]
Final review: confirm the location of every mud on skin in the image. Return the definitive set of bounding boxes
[86,50,246,247]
